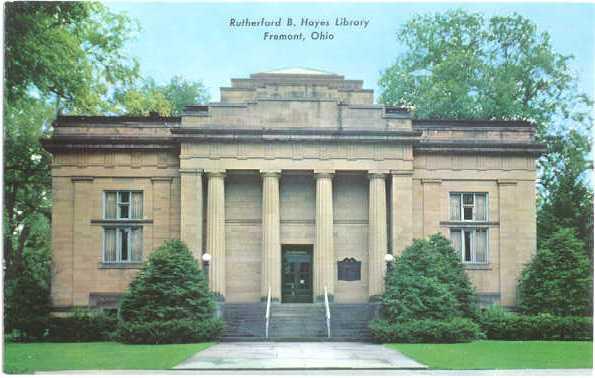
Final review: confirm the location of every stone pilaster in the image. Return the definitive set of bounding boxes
[390,170,413,256]
[368,172,388,300]
[498,180,518,307]
[422,179,442,236]
[180,169,203,262]
[314,170,335,301]
[72,176,94,306]
[261,170,281,301]
[206,170,226,299]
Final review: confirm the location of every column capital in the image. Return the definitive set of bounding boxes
[179,168,204,175]
[368,170,388,180]
[390,169,414,177]
[260,169,282,178]
[314,169,334,179]
[205,169,226,178]
[498,179,517,186]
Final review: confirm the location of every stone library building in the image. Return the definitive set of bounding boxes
[43,68,544,338]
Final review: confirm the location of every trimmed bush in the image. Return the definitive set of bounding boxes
[118,318,224,344]
[518,228,592,316]
[47,309,118,341]
[383,234,478,323]
[369,318,483,343]
[478,305,592,341]
[117,240,223,344]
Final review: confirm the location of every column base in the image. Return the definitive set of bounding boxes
[368,295,383,303]
[212,293,225,302]
[315,294,334,303]
[260,296,281,303]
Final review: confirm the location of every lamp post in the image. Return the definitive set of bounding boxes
[384,253,395,272]
[201,253,211,282]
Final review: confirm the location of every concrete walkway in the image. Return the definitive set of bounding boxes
[173,341,426,370]
[38,369,593,375]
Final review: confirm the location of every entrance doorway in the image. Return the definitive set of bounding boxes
[281,245,313,303]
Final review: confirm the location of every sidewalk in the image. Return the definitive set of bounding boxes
[174,341,426,370]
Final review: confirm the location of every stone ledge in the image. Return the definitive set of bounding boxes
[91,219,153,225]
[98,263,143,269]
[464,263,492,270]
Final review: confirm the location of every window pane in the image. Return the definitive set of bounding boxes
[130,228,143,262]
[463,193,474,205]
[105,192,117,219]
[119,192,130,203]
[450,229,462,253]
[463,206,473,220]
[450,194,461,220]
[104,228,117,262]
[119,204,129,219]
[120,229,129,261]
[131,192,143,219]
[475,194,487,221]
[464,231,472,262]
[475,229,488,263]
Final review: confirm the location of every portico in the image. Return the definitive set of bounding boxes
[179,166,396,303]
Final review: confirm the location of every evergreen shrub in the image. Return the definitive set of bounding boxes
[4,262,51,340]
[370,234,481,343]
[117,240,224,344]
[369,318,483,343]
[478,305,592,340]
[518,228,592,316]
[47,309,117,341]
[382,234,478,323]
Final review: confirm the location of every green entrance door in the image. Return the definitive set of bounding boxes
[281,246,313,303]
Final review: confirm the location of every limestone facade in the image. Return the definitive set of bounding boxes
[43,69,544,310]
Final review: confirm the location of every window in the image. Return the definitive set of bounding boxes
[450,228,488,264]
[104,191,143,219]
[449,193,487,221]
[102,191,144,264]
[103,227,143,263]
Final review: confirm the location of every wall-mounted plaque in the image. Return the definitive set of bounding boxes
[337,258,361,281]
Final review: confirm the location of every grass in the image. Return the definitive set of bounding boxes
[4,341,213,374]
[388,340,593,369]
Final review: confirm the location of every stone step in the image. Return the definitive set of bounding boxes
[221,302,379,339]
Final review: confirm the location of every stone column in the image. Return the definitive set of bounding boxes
[368,172,388,300]
[391,170,413,256]
[180,169,203,262]
[314,170,335,302]
[206,170,226,300]
[261,170,281,302]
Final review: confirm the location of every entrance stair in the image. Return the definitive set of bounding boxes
[221,303,380,341]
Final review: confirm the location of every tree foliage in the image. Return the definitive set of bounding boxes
[118,240,223,343]
[5,1,139,113]
[3,98,54,279]
[379,9,593,263]
[379,10,591,134]
[518,228,592,316]
[114,76,210,116]
[383,234,478,323]
[538,132,593,256]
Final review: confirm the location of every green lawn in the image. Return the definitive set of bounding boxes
[388,340,593,369]
[4,341,213,374]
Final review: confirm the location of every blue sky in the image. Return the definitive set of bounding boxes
[108,2,595,103]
